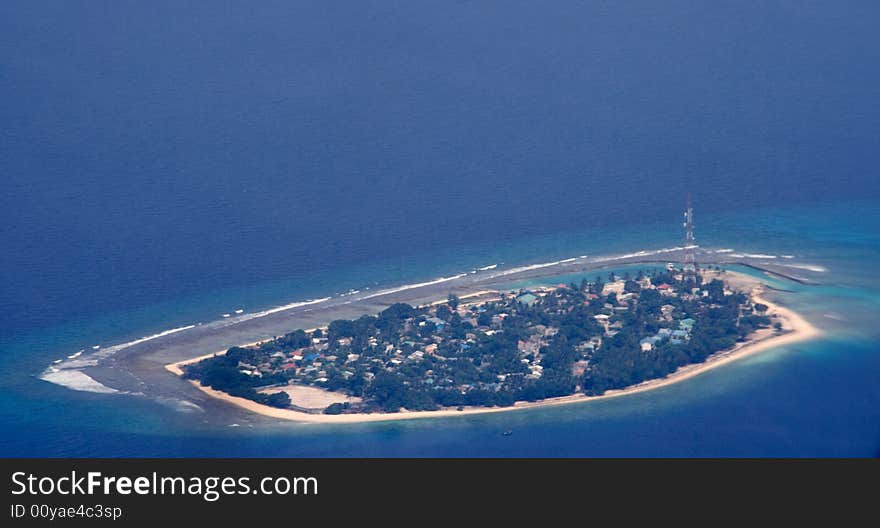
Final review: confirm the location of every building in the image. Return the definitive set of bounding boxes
[640,336,662,351]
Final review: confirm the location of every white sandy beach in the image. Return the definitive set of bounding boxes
[164,271,821,424]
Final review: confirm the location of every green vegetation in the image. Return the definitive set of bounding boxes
[184,271,770,414]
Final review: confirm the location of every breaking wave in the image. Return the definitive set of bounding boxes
[729,253,777,259]
[42,243,816,396]
[39,369,119,394]
[779,263,827,273]
[235,297,332,321]
[360,274,469,300]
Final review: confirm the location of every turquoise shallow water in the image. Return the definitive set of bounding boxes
[1,202,878,456]
[3,1,879,456]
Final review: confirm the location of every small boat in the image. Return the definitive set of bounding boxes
[222,313,231,318]
[234,309,244,314]
[92,345,100,350]
[52,359,63,364]
[502,430,513,436]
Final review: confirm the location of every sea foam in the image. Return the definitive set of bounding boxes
[39,370,119,394]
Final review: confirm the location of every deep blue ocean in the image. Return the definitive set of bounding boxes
[2,1,879,456]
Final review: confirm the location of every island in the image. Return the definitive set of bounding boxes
[168,266,818,423]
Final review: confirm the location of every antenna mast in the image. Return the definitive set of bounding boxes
[683,193,698,283]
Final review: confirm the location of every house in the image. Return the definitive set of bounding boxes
[640,339,654,352]
[656,283,674,296]
[679,318,696,331]
[577,341,595,352]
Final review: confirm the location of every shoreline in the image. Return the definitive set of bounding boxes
[164,340,265,377]
[165,273,822,424]
[44,246,824,402]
